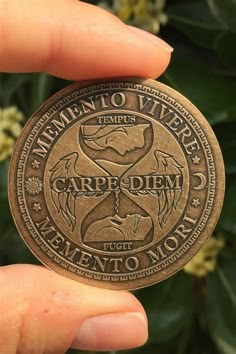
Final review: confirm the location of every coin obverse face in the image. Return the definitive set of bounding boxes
[9,78,225,290]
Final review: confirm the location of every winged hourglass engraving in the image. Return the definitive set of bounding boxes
[49,120,183,244]
[10,78,224,289]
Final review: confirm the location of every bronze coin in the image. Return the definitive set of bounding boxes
[8,78,225,290]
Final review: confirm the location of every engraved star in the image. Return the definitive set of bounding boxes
[33,202,42,212]
[192,198,200,208]
[192,155,200,164]
[31,159,40,169]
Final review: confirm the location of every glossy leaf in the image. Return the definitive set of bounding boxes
[121,339,179,354]
[29,73,54,115]
[207,253,236,354]
[0,74,30,106]
[0,160,9,199]
[168,1,225,48]
[162,55,236,124]
[207,0,236,33]
[215,31,236,68]
[213,122,236,174]
[218,182,236,235]
[136,272,194,343]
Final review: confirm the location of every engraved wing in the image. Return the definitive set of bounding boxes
[50,153,78,230]
[129,150,183,227]
[49,152,105,231]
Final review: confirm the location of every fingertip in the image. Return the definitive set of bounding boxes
[0,0,172,80]
[125,25,173,79]
[142,49,171,80]
[127,25,173,53]
[71,311,148,351]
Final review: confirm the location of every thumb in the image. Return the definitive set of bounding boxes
[0,264,147,353]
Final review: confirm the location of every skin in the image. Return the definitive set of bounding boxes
[0,0,172,352]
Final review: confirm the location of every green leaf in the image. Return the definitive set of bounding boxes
[214,31,236,68]
[207,253,236,354]
[161,55,236,124]
[121,339,179,354]
[0,159,9,199]
[222,144,236,174]
[218,182,236,235]
[167,1,225,49]
[0,225,39,265]
[213,122,236,174]
[136,272,194,343]
[0,200,12,237]
[208,0,236,33]
[30,73,54,114]
[0,160,12,230]
[0,74,30,106]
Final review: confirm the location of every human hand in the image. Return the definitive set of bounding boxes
[0,0,172,352]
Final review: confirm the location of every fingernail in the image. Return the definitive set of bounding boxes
[71,312,148,351]
[128,25,173,53]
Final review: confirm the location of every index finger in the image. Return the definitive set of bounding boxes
[0,0,173,80]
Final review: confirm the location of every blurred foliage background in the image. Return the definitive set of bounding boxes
[1,0,236,353]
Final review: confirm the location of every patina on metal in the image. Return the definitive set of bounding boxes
[8,78,225,290]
